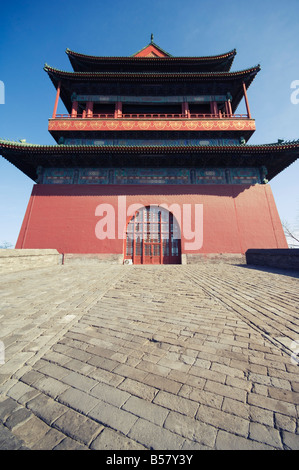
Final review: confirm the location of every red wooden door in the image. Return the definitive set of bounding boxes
[125,206,181,265]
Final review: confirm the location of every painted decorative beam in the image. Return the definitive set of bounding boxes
[48,118,256,132]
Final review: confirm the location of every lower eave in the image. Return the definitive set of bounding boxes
[0,141,298,183]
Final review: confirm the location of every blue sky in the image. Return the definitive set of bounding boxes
[0,0,298,246]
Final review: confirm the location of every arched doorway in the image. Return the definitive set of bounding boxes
[124,206,181,265]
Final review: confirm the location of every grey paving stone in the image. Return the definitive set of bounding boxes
[281,431,299,450]
[31,428,65,450]
[0,423,27,450]
[249,422,283,449]
[90,428,146,450]
[12,415,50,448]
[26,393,67,425]
[196,404,249,437]
[128,417,186,450]
[32,375,70,399]
[215,430,276,450]
[164,410,217,448]
[0,263,298,450]
[53,436,88,450]
[53,408,103,446]
[61,371,98,392]
[58,388,99,415]
[118,377,158,401]
[6,381,33,402]
[4,407,32,430]
[122,395,169,426]
[0,397,20,422]
[88,399,138,435]
[90,381,131,407]
[153,390,199,417]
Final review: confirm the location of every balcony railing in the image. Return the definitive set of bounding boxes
[53,112,250,120]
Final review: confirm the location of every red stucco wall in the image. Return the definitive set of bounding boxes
[16,184,288,254]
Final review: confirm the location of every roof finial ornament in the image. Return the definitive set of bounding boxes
[150,33,154,44]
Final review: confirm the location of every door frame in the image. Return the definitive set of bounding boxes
[124,205,181,265]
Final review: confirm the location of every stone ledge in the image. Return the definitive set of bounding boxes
[63,253,123,265]
[0,249,62,273]
[0,249,60,258]
[186,253,246,265]
[245,249,299,271]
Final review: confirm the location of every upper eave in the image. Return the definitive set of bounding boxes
[44,64,260,113]
[1,139,298,183]
[66,47,237,72]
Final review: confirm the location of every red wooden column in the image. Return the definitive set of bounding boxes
[52,81,61,118]
[243,82,252,119]
[115,101,122,118]
[227,99,232,116]
[86,101,93,118]
[182,102,189,117]
[71,100,78,118]
[211,101,218,116]
[225,101,229,116]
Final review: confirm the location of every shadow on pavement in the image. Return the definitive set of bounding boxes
[234,263,299,279]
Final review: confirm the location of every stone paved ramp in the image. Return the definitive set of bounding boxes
[0,264,298,450]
